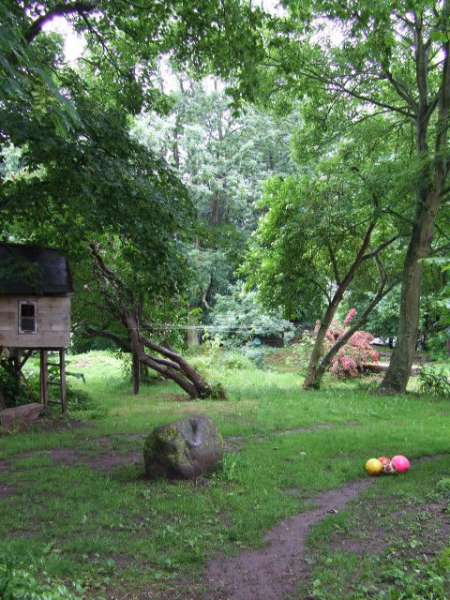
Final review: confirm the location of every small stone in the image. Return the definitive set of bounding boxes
[0,403,44,432]
[143,415,223,480]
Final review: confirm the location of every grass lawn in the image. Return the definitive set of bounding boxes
[0,349,449,599]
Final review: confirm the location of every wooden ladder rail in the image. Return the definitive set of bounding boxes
[40,348,67,414]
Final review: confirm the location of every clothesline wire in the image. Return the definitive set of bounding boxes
[139,325,290,332]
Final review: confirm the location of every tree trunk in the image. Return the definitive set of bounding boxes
[88,244,219,400]
[132,351,140,395]
[187,327,200,348]
[303,224,376,389]
[140,363,150,383]
[380,202,439,392]
[187,329,200,347]
[381,34,450,393]
[305,261,390,390]
[124,313,215,400]
[303,318,333,390]
[11,350,22,391]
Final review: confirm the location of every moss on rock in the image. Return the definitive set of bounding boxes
[143,415,223,480]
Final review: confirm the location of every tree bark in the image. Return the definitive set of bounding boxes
[123,314,214,399]
[304,265,390,389]
[25,2,97,44]
[379,196,443,392]
[88,245,219,400]
[303,223,375,389]
[303,308,337,390]
[312,275,391,386]
[139,332,213,398]
[132,351,140,395]
[11,349,22,391]
[187,327,200,348]
[380,29,450,393]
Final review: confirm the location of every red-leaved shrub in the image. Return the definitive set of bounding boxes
[318,309,380,378]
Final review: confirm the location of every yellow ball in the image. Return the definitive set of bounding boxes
[365,458,383,476]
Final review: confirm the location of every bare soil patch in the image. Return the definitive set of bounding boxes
[160,392,193,403]
[206,480,372,600]
[0,484,17,499]
[34,417,88,433]
[0,417,88,436]
[1,445,142,474]
[0,435,145,477]
[87,451,142,471]
[49,448,80,465]
[224,421,359,453]
[49,447,142,472]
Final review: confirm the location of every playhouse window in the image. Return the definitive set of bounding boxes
[19,301,37,334]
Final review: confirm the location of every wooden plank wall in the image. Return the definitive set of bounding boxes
[0,296,71,348]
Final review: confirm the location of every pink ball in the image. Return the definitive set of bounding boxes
[391,455,410,473]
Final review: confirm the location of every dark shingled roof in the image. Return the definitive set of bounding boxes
[0,244,73,296]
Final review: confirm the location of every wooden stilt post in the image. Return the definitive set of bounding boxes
[59,349,66,414]
[40,349,48,407]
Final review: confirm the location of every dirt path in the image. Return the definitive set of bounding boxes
[224,421,359,452]
[0,422,358,476]
[206,479,372,600]
[205,453,450,600]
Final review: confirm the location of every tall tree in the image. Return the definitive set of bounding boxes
[4,85,220,399]
[1,1,267,395]
[238,0,450,392]
[82,240,217,399]
[245,115,405,389]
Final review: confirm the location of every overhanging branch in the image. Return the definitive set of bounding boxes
[25,2,97,44]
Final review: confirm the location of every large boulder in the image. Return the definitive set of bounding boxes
[0,403,44,432]
[143,415,223,479]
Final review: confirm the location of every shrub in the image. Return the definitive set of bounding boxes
[0,359,37,408]
[27,370,96,413]
[221,351,254,370]
[427,331,449,361]
[240,340,268,368]
[189,335,258,373]
[418,366,450,398]
[436,478,450,494]
[321,310,380,379]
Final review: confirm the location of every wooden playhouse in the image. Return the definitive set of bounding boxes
[0,243,73,412]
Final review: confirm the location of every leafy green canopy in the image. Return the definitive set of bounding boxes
[0,0,275,322]
[1,1,267,220]
[2,67,194,346]
[244,116,406,322]
[350,259,449,352]
[246,0,445,114]
[133,83,296,311]
[0,1,267,338]
[1,0,266,135]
